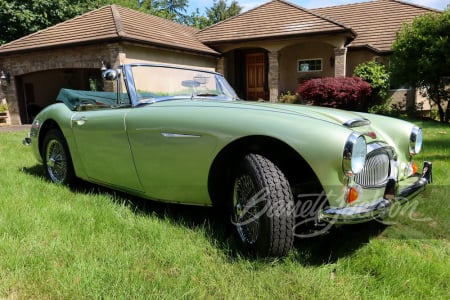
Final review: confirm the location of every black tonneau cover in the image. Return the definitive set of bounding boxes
[56,88,118,110]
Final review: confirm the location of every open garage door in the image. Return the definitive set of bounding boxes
[17,68,102,124]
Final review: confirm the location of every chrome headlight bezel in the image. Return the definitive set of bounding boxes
[343,132,367,176]
[409,126,423,155]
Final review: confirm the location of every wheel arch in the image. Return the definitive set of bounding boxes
[208,135,323,207]
[38,119,63,157]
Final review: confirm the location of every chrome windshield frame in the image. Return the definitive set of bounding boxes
[121,64,238,107]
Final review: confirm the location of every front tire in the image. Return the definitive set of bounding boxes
[232,154,295,257]
[42,129,75,185]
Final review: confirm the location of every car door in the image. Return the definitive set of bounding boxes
[71,108,143,193]
[125,104,220,205]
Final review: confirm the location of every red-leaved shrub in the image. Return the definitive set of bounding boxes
[297,77,372,111]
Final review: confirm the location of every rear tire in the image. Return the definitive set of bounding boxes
[232,153,295,257]
[42,129,75,185]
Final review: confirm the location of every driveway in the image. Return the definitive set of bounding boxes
[0,125,31,132]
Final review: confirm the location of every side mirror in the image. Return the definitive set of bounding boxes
[103,69,118,81]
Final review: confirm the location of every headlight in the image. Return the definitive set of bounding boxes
[409,126,423,155]
[343,132,367,175]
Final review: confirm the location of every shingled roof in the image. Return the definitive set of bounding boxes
[0,5,218,55]
[0,0,438,57]
[196,0,355,44]
[312,0,439,53]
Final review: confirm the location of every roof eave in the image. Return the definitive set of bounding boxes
[120,36,220,57]
[201,28,356,46]
[0,37,121,56]
[0,36,220,57]
[348,44,393,55]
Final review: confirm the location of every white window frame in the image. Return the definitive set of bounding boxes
[297,58,323,72]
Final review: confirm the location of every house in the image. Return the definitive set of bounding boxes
[0,0,439,125]
[0,5,219,125]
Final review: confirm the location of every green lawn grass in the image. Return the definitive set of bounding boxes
[0,120,448,299]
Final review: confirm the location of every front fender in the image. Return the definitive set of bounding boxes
[31,103,86,179]
[202,106,354,205]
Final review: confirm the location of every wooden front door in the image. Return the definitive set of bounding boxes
[246,53,266,100]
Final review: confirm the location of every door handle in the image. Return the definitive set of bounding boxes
[72,116,87,126]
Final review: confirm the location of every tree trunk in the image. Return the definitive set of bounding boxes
[430,86,445,123]
[445,101,450,123]
[437,103,445,123]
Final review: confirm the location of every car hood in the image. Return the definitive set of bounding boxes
[222,101,411,147]
[226,101,369,127]
[155,99,371,127]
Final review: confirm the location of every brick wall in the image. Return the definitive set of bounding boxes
[0,43,123,125]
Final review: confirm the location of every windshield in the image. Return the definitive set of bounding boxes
[128,65,238,104]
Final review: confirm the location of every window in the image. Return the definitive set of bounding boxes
[298,59,322,72]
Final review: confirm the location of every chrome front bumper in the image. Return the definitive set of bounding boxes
[319,161,432,224]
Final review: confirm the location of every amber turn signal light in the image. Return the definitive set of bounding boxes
[346,186,359,204]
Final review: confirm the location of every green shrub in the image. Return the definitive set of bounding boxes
[278,91,300,104]
[0,103,8,113]
[354,61,390,111]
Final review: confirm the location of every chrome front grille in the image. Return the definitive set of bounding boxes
[354,149,390,187]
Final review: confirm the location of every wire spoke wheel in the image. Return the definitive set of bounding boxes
[45,139,68,183]
[233,173,263,245]
[232,153,295,257]
[42,129,75,185]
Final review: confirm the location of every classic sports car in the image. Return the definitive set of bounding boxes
[24,64,432,257]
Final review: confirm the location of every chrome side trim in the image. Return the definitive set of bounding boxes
[161,133,201,138]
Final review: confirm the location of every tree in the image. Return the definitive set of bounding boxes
[391,9,450,123]
[139,0,188,23]
[1,0,73,44]
[0,0,243,44]
[0,0,129,45]
[205,0,242,25]
[182,8,211,29]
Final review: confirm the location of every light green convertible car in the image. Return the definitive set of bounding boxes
[24,64,432,257]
